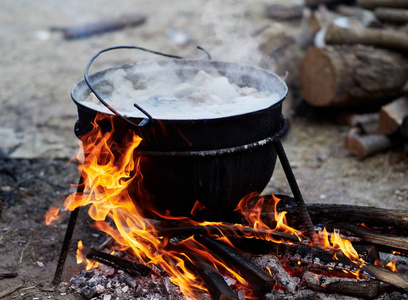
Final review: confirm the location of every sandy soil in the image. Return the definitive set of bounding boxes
[0,1,407,299]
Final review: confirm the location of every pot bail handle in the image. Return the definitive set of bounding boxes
[84,45,211,128]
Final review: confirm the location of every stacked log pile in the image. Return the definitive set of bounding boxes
[299,0,408,158]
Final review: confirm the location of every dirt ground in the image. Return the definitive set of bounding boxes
[0,1,407,299]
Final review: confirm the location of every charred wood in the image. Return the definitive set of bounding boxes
[256,254,298,294]
[362,263,408,290]
[85,247,151,277]
[0,272,18,280]
[190,255,239,300]
[336,223,408,254]
[158,224,301,243]
[195,235,276,293]
[300,45,408,108]
[277,243,408,290]
[270,197,408,230]
[302,270,380,299]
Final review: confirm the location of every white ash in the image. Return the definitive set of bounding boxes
[253,254,299,294]
[81,64,281,120]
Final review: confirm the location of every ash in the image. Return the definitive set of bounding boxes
[68,264,191,300]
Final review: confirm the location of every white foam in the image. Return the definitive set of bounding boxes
[81,65,282,120]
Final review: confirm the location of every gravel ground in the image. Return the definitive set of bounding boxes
[0,1,407,299]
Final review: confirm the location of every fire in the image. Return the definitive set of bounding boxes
[76,240,99,271]
[45,113,376,298]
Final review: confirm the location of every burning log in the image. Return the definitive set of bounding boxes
[158,224,302,243]
[261,196,408,231]
[190,255,239,300]
[325,24,408,54]
[85,247,151,277]
[195,235,276,294]
[300,45,408,108]
[336,223,408,254]
[356,0,408,10]
[375,7,408,24]
[256,254,298,294]
[378,97,408,135]
[302,270,380,299]
[277,243,408,291]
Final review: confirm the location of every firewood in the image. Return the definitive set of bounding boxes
[54,14,146,39]
[378,97,408,134]
[325,24,408,54]
[302,271,380,299]
[349,113,380,135]
[0,283,24,299]
[195,235,276,293]
[245,195,408,231]
[362,263,408,290]
[85,247,151,277]
[403,114,408,139]
[190,255,239,300]
[300,46,408,108]
[357,0,408,10]
[278,243,408,290]
[158,224,301,243]
[260,255,298,294]
[375,7,408,24]
[289,203,408,230]
[304,0,355,9]
[0,272,18,280]
[336,223,408,254]
[345,128,395,159]
[265,4,303,21]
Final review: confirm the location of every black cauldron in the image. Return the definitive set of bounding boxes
[71,47,288,220]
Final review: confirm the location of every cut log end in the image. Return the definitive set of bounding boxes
[300,47,338,107]
[345,129,394,159]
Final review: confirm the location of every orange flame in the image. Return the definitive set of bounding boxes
[76,240,99,271]
[45,113,375,297]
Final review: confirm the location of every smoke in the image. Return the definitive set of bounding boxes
[201,0,276,70]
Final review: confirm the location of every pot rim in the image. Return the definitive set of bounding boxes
[71,59,288,123]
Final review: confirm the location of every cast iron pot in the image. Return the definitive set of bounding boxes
[71,46,288,220]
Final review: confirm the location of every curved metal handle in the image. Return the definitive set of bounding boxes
[84,45,211,128]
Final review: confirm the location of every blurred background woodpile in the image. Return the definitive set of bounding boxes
[264,0,408,159]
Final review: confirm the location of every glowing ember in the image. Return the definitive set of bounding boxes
[45,113,385,298]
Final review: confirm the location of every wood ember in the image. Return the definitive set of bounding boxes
[301,270,380,299]
[195,235,276,294]
[252,254,298,294]
[190,255,239,300]
[54,14,146,40]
